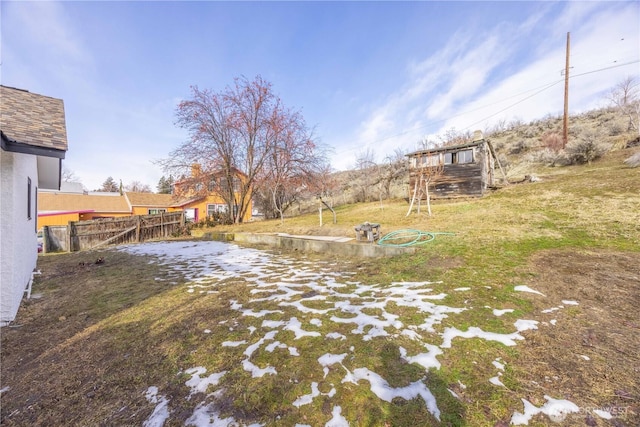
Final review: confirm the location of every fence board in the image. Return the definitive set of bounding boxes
[67,211,185,252]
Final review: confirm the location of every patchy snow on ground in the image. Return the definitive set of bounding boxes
[120,241,583,426]
[513,285,546,297]
[143,386,171,427]
[510,395,580,424]
[492,308,515,317]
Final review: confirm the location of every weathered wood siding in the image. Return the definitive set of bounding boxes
[430,163,484,198]
[67,211,185,252]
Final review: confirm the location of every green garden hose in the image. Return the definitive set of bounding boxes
[377,229,455,247]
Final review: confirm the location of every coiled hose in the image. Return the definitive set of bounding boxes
[377,229,455,247]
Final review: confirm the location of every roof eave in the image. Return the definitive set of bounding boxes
[406,139,486,157]
[1,131,66,159]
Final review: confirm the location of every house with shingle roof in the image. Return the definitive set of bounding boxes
[37,191,133,227]
[37,176,252,229]
[1,85,68,325]
[37,190,180,229]
[125,191,176,216]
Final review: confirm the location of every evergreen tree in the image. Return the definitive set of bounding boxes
[157,175,174,194]
[97,176,118,192]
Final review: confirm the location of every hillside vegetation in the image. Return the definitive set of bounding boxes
[268,105,640,213]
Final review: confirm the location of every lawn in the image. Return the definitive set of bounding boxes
[1,147,639,426]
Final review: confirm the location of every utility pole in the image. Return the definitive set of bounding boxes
[563,32,570,149]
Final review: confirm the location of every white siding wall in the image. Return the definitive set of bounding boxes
[1,149,39,326]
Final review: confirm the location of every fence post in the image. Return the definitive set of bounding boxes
[67,221,75,252]
[136,215,141,242]
[42,226,49,254]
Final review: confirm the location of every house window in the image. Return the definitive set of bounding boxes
[148,208,167,215]
[207,177,217,192]
[457,149,474,164]
[27,177,32,220]
[207,204,227,217]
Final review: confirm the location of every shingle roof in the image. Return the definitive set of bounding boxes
[38,192,130,214]
[0,85,68,151]
[125,192,175,207]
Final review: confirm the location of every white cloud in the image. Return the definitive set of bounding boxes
[2,1,94,95]
[329,1,639,170]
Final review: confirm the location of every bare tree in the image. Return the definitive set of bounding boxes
[352,148,376,202]
[259,114,328,224]
[164,76,321,223]
[406,152,444,217]
[439,127,472,146]
[125,181,152,193]
[380,148,408,200]
[609,76,640,135]
[62,166,80,183]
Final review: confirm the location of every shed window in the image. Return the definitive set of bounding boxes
[148,208,167,215]
[443,152,453,164]
[427,155,441,166]
[457,149,473,164]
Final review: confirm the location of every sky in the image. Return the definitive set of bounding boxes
[1,1,638,192]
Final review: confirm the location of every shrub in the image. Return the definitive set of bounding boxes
[565,128,610,165]
[526,148,569,167]
[624,152,640,168]
[606,120,624,136]
[541,131,563,152]
[509,139,530,155]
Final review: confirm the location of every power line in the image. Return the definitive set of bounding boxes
[463,59,640,133]
[463,80,563,132]
[334,58,640,157]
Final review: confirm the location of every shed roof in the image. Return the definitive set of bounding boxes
[0,85,68,152]
[406,139,486,157]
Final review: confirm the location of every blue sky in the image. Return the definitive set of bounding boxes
[2,1,638,191]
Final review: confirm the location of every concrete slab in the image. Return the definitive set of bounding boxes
[203,232,415,258]
[276,233,354,243]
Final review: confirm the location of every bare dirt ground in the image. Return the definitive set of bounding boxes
[508,249,640,426]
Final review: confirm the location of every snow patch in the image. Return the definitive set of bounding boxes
[143,386,171,427]
[511,395,580,424]
[342,368,440,421]
[514,285,546,296]
[493,308,514,316]
[325,406,349,427]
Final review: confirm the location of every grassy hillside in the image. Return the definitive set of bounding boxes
[208,145,640,253]
[289,107,638,210]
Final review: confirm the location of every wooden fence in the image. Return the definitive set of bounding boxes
[67,211,185,252]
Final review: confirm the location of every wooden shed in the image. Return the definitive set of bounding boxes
[406,134,496,199]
